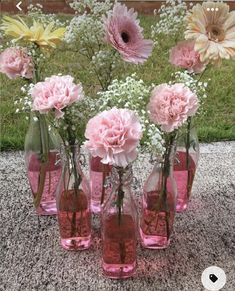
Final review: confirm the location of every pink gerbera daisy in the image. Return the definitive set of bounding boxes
[103,3,153,64]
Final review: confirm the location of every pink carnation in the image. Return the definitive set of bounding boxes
[85,108,142,168]
[31,75,84,118]
[103,3,153,64]
[0,47,33,79]
[147,83,199,132]
[169,40,206,74]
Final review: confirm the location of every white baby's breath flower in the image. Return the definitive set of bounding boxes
[151,0,187,42]
[96,74,163,155]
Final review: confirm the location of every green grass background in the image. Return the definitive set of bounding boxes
[0,15,235,151]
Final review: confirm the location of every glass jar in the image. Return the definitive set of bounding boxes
[174,120,199,212]
[56,145,91,251]
[101,165,138,279]
[140,134,177,249]
[89,155,112,213]
[24,112,62,215]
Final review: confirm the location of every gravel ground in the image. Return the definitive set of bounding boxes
[0,142,235,291]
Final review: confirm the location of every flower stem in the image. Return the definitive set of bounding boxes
[161,132,177,240]
[114,167,125,226]
[186,117,191,198]
[33,114,50,208]
[101,164,107,205]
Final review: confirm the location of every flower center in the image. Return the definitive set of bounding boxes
[121,31,130,43]
[207,24,225,42]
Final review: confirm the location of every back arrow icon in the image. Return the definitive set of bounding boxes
[16,1,22,11]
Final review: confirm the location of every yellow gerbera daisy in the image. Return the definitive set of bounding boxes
[185,1,235,64]
[1,16,66,48]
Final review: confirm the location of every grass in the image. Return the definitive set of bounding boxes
[0,14,235,151]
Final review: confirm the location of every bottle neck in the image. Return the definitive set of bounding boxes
[62,144,82,190]
[163,132,177,173]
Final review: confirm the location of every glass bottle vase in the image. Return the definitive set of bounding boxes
[101,165,138,279]
[174,120,199,212]
[89,155,112,213]
[24,112,62,215]
[56,145,91,251]
[140,135,177,249]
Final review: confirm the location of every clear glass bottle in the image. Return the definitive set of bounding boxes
[101,165,138,279]
[140,136,177,249]
[89,155,112,213]
[56,145,91,251]
[24,112,62,215]
[174,120,199,212]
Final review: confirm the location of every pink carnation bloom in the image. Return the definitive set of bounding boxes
[103,3,153,64]
[85,108,142,168]
[0,47,33,79]
[31,75,84,118]
[147,83,199,132]
[169,40,206,74]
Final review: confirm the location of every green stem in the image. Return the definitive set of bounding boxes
[64,112,82,192]
[115,167,126,264]
[32,44,41,84]
[31,43,50,208]
[162,132,177,198]
[183,69,208,200]
[100,165,107,205]
[115,167,125,226]
[33,114,50,208]
[160,132,177,240]
[71,211,77,238]
[186,117,191,198]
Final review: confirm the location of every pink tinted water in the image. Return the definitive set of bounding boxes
[174,151,196,212]
[27,152,62,215]
[102,214,136,278]
[58,190,91,250]
[140,191,175,249]
[90,156,111,213]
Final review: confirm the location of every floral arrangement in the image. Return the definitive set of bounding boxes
[140,82,199,242]
[0,12,67,211]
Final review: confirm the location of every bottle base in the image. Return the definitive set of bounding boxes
[36,202,57,215]
[176,199,188,213]
[60,236,91,251]
[139,228,170,249]
[102,261,136,279]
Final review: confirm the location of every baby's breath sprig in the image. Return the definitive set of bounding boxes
[171,70,209,116]
[96,74,165,155]
[151,0,188,44]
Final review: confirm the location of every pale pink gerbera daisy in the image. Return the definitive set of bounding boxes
[103,3,153,64]
[185,1,235,64]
